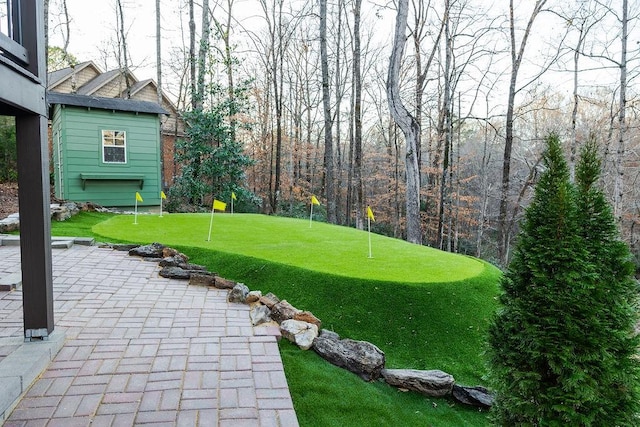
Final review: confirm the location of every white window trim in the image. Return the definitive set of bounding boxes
[101,129,127,164]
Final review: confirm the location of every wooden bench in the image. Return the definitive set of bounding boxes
[79,173,144,190]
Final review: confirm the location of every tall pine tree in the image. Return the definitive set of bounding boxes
[487,134,640,425]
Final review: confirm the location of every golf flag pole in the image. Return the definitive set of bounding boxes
[208,199,227,241]
[134,192,143,224]
[207,204,214,242]
[160,191,166,217]
[231,191,237,215]
[367,206,375,258]
[310,195,320,228]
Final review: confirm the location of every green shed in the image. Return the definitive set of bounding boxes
[48,92,167,207]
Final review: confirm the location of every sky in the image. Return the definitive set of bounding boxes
[45,0,634,120]
[48,0,180,82]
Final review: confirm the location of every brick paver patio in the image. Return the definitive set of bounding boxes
[0,244,298,426]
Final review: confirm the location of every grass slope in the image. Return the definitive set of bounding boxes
[53,212,501,426]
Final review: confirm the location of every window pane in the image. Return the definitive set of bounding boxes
[104,146,125,163]
[102,130,126,163]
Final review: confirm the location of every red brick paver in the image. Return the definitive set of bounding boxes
[0,245,298,426]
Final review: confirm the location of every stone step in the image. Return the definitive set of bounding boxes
[0,236,95,248]
[0,236,20,246]
[0,272,21,292]
[72,237,95,246]
[51,240,73,249]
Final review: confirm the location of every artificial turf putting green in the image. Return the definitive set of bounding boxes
[92,213,486,283]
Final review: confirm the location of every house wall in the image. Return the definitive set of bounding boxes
[55,105,162,206]
[92,75,129,98]
[132,85,157,103]
[52,66,100,93]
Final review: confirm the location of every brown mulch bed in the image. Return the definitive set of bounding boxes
[0,182,19,220]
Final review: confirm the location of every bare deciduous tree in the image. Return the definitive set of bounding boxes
[387,0,421,244]
[497,0,547,264]
[320,0,336,223]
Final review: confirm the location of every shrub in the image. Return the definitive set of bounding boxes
[487,134,640,425]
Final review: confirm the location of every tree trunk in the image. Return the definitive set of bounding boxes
[497,0,546,264]
[222,0,236,142]
[387,0,421,244]
[116,0,131,98]
[320,0,336,223]
[353,0,363,230]
[156,0,164,186]
[569,21,586,182]
[189,0,196,109]
[614,0,628,222]
[437,1,452,250]
[196,0,210,109]
[156,0,162,105]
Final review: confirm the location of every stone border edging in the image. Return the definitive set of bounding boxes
[124,242,494,410]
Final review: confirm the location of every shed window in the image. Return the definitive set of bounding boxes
[102,130,126,163]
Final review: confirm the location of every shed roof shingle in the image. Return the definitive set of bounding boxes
[47,92,168,115]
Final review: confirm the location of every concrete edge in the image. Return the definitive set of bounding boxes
[0,330,66,423]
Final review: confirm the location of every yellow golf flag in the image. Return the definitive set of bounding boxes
[311,195,320,205]
[367,206,375,222]
[161,191,167,200]
[232,192,237,200]
[136,192,143,202]
[213,199,227,211]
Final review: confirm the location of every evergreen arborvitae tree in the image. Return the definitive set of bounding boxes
[573,137,640,425]
[488,134,640,425]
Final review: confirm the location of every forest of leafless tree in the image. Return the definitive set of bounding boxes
[42,0,640,265]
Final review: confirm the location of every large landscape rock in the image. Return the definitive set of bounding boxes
[318,329,340,341]
[129,242,165,258]
[280,319,318,350]
[0,215,19,233]
[250,305,272,326]
[313,333,385,381]
[159,255,189,267]
[452,384,494,408]
[381,369,454,397]
[214,276,236,290]
[162,247,188,261]
[259,293,280,308]
[159,266,191,280]
[228,283,250,303]
[271,300,301,323]
[111,244,139,251]
[177,262,207,271]
[189,273,216,287]
[246,290,262,303]
[293,311,322,329]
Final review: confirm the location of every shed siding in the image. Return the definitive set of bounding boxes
[51,105,64,199]
[59,105,161,206]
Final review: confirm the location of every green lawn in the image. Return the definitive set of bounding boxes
[92,213,486,283]
[52,212,501,426]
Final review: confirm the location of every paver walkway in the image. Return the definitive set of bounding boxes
[0,244,298,426]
